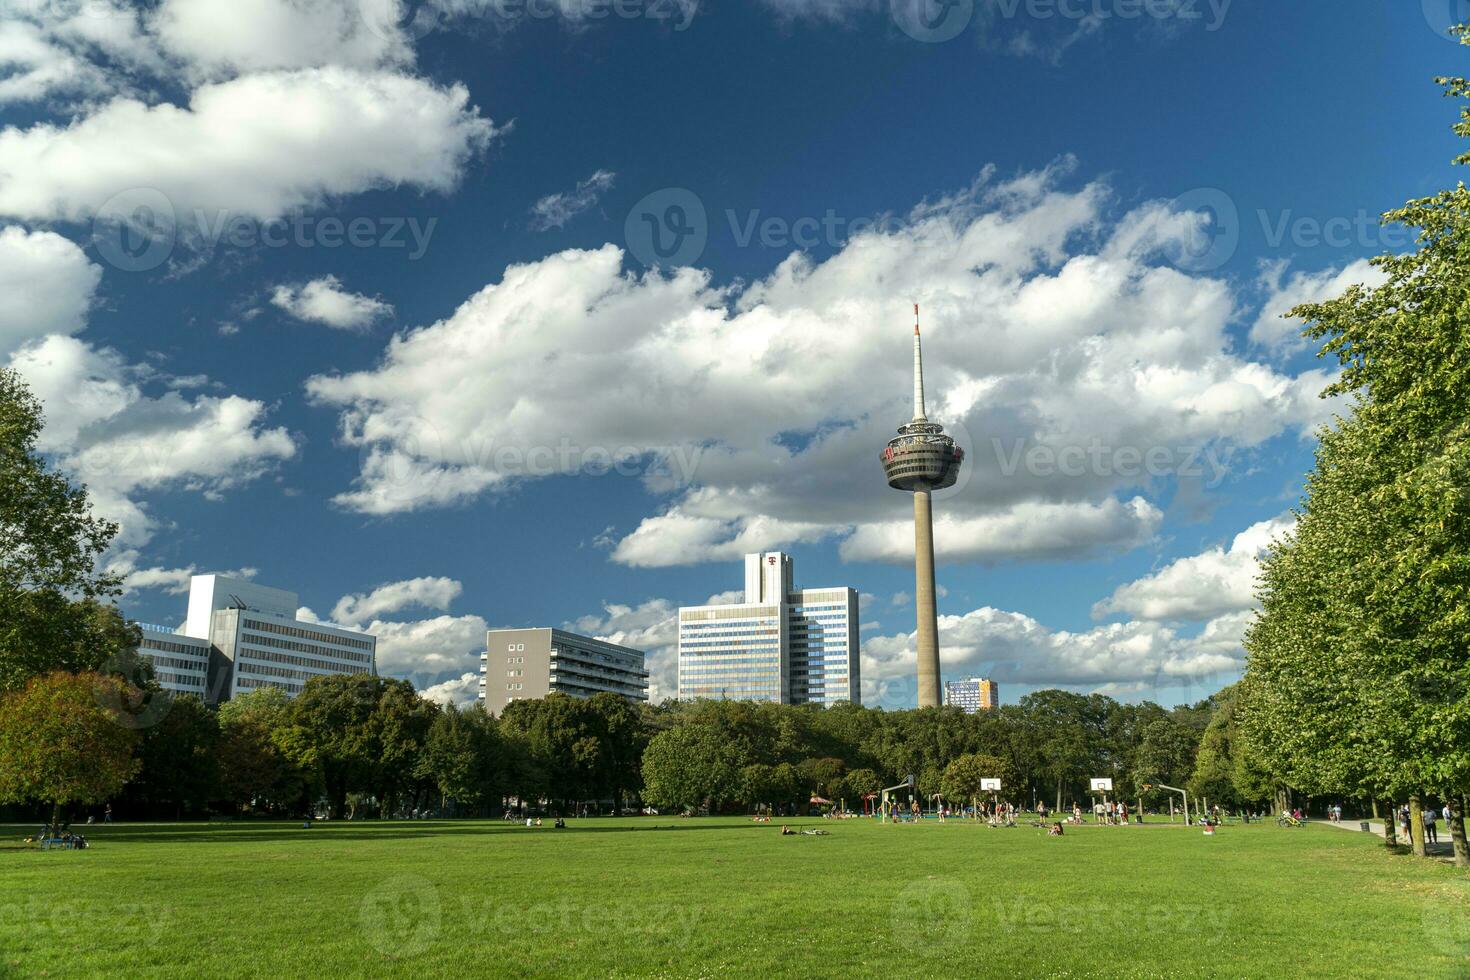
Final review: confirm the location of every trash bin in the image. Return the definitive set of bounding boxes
[1360,821,1370,832]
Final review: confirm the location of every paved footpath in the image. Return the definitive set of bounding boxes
[1321,817,1459,857]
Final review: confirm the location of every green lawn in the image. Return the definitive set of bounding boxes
[2,817,1467,978]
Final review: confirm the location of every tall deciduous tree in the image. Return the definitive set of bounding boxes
[121,694,220,819]
[640,723,739,813]
[217,687,308,815]
[1243,29,1470,863]
[0,370,143,692]
[0,672,140,830]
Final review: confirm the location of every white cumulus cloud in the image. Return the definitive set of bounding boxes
[272,276,393,331]
[0,226,101,357]
[0,67,498,225]
[1092,514,1294,622]
[332,576,464,627]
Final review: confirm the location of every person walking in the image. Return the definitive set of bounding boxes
[103,804,112,824]
[1425,806,1439,845]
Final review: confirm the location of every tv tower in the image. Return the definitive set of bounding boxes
[881,305,964,708]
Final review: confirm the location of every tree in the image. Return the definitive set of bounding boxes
[797,756,846,801]
[941,753,1016,809]
[0,672,140,829]
[841,767,880,804]
[1021,690,1099,810]
[217,687,307,815]
[0,370,136,693]
[419,704,502,814]
[1131,719,1199,797]
[1242,31,1470,864]
[369,680,439,817]
[122,694,220,818]
[279,674,415,818]
[640,723,739,813]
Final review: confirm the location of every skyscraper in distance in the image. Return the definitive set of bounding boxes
[881,305,964,708]
[945,677,999,714]
[677,552,859,704]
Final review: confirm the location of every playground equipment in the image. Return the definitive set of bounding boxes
[880,774,916,823]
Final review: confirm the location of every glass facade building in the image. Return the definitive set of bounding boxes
[678,553,859,705]
[944,677,999,714]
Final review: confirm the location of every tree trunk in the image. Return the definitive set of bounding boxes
[1371,799,1379,820]
[50,800,61,836]
[1055,778,1062,814]
[1382,801,1397,847]
[1410,795,1426,857]
[1449,797,1469,868]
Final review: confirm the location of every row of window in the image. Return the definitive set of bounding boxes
[236,676,300,692]
[143,654,207,672]
[240,630,374,666]
[140,638,210,657]
[238,661,346,683]
[244,618,374,654]
[238,646,371,674]
[156,672,205,689]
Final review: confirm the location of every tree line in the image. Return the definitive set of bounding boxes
[1237,30,1470,867]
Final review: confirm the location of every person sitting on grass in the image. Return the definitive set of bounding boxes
[1049,822,1064,836]
[781,825,795,836]
[554,818,566,829]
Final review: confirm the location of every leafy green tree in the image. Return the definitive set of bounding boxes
[841,767,880,804]
[217,687,307,814]
[1131,718,1199,796]
[739,763,777,808]
[369,680,439,816]
[940,753,1015,808]
[0,370,140,693]
[0,672,140,830]
[640,723,739,813]
[797,757,845,800]
[279,674,426,818]
[1021,690,1099,810]
[419,703,501,814]
[1243,32,1470,863]
[122,694,220,818]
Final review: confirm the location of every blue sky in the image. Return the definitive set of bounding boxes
[2,0,1463,708]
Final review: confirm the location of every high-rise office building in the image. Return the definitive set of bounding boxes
[479,628,649,715]
[944,677,999,714]
[137,575,377,703]
[881,305,964,708]
[678,553,859,705]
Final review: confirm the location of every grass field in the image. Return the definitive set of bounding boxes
[3,817,1468,978]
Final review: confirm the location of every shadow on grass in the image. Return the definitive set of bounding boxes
[0,820,816,846]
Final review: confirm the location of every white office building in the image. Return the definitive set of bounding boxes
[678,553,859,705]
[137,575,377,703]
